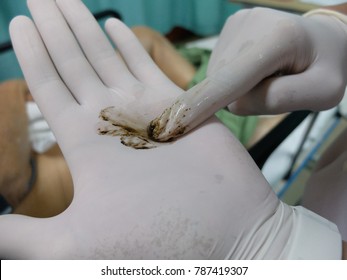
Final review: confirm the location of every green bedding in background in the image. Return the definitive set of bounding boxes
[178,46,258,146]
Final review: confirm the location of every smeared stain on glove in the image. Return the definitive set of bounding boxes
[97,106,157,150]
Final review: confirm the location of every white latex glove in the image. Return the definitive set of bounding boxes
[1,0,340,259]
[148,7,347,141]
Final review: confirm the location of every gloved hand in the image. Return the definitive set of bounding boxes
[1,0,288,259]
[148,7,347,142]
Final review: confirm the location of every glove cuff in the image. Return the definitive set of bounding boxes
[284,206,342,259]
[304,8,347,25]
[224,202,342,259]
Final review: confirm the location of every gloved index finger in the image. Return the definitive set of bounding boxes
[148,38,283,142]
[148,7,319,143]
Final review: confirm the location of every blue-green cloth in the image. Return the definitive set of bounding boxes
[177,47,258,145]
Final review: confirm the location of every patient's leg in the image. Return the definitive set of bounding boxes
[13,144,73,217]
[132,26,196,89]
[0,80,31,207]
[0,80,73,217]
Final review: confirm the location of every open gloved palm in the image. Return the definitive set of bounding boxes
[1,0,284,259]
